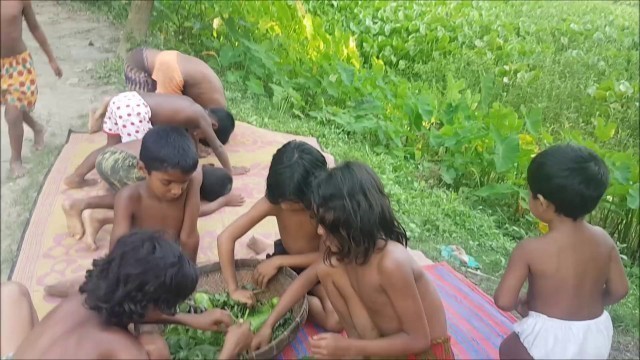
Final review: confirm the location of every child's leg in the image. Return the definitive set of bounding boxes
[22,111,45,151]
[63,145,108,188]
[63,193,115,239]
[4,105,27,178]
[80,209,114,250]
[309,284,343,332]
[499,332,532,360]
[88,96,112,133]
[1,282,39,356]
[247,235,273,256]
[43,275,84,298]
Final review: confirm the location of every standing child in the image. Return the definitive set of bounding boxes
[251,162,453,359]
[494,144,629,359]
[217,140,342,332]
[1,0,62,177]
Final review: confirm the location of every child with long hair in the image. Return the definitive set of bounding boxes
[250,161,453,359]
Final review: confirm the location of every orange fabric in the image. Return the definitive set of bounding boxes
[408,336,455,360]
[1,50,38,111]
[151,50,184,94]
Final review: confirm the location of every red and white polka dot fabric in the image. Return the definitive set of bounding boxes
[102,91,152,142]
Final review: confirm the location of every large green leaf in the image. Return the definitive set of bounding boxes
[594,117,617,142]
[524,107,542,136]
[474,183,520,197]
[493,134,520,173]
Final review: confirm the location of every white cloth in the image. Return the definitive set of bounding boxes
[102,91,152,142]
[514,310,613,359]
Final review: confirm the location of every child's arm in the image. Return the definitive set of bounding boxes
[217,197,275,304]
[603,243,629,306]
[313,253,432,358]
[494,240,530,312]
[251,264,321,351]
[109,189,136,251]
[199,193,244,217]
[194,108,232,173]
[179,169,203,263]
[22,1,62,78]
[254,252,322,289]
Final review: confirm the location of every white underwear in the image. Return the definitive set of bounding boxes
[514,310,613,359]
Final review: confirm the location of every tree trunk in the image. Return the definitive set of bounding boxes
[117,0,154,58]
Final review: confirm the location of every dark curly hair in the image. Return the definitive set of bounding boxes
[311,161,408,266]
[79,230,199,328]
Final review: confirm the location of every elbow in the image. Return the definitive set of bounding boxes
[410,335,432,355]
[494,295,515,312]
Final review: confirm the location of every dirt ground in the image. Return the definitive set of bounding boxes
[0,1,118,279]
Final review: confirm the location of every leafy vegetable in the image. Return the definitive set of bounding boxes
[164,291,294,359]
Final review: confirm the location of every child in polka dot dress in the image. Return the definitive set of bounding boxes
[102,91,153,142]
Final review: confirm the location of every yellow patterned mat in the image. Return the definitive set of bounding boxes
[10,122,432,318]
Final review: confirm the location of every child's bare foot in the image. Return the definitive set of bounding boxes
[62,198,85,239]
[88,96,111,133]
[224,192,246,207]
[63,173,97,189]
[10,160,26,178]
[80,210,103,251]
[247,235,272,255]
[33,123,46,151]
[44,276,83,298]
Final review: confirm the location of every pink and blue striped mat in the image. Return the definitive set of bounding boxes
[277,262,517,359]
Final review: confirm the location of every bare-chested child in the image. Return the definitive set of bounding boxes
[217,140,342,332]
[251,162,453,359]
[494,144,629,359]
[44,125,204,298]
[62,137,245,250]
[1,0,62,177]
[124,47,226,109]
[64,91,248,189]
[0,230,254,360]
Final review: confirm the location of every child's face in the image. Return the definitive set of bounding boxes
[144,169,192,201]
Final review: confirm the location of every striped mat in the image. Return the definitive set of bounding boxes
[277,261,517,359]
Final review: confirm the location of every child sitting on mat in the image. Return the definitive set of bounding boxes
[217,140,342,332]
[251,162,453,359]
[45,126,208,298]
[494,144,629,359]
[63,91,248,189]
[62,137,245,250]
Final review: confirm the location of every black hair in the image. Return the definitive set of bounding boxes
[311,161,408,265]
[527,143,609,220]
[266,140,327,207]
[139,125,198,175]
[205,108,235,145]
[200,164,233,202]
[79,230,198,328]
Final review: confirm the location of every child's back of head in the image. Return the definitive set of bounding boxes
[206,108,235,145]
[311,161,408,265]
[200,164,233,201]
[139,125,199,175]
[527,143,609,221]
[266,140,327,208]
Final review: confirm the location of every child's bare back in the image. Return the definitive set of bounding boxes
[517,223,621,321]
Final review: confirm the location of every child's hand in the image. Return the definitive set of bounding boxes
[310,333,351,359]
[49,59,63,78]
[220,322,253,359]
[187,309,235,331]
[253,257,280,289]
[224,192,246,207]
[516,295,529,318]
[231,166,250,176]
[250,326,273,351]
[230,288,256,306]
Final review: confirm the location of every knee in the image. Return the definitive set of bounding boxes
[1,282,31,304]
[4,106,23,125]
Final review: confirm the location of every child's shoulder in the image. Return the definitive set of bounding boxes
[116,182,144,203]
[377,241,415,271]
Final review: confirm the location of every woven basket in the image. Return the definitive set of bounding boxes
[197,259,308,359]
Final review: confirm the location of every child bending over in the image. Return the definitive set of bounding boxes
[64,91,248,189]
[217,140,342,332]
[251,162,453,359]
[2,230,253,360]
[494,144,629,359]
[62,137,245,250]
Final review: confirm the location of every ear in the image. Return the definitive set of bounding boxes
[137,161,149,177]
[211,121,218,130]
[537,194,550,210]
